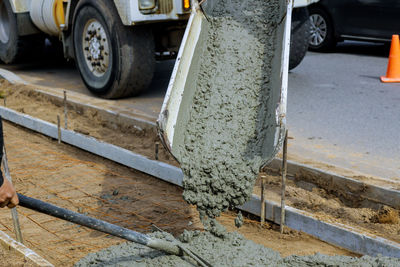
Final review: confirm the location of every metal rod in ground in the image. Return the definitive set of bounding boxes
[155,142,159,160]
[63,91,68,130]
[57,115,61,144]
[280,129,288,234]
[260,174,266,225]
[3,97,6,107]
[2,147,23,243]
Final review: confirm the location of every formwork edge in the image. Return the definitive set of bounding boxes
[240,195,400,258]
[0,230,53,266]
[269,158,400,209]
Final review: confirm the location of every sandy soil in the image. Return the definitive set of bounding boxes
[217,210,357,258]
[0,80,177,166]
[0,122,356,266]
[0,80,397,256]
[2,80,398,243]
[0,121,198,265]
[254,170,400,243]
[1,80,398,189]
[0,244,34,267]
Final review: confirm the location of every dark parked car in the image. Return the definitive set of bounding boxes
[308,0,400,51]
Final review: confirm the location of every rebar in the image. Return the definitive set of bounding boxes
[280,129,288,234]
[2,147,23,243]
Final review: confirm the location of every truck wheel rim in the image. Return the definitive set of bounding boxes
[310,14,327,46]
[82,19,110,77]
[0,1,10,44]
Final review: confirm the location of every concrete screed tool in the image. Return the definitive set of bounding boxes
[17,193,212,267]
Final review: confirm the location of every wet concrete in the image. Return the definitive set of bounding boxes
[74,231,400,266]
[177,0,285,232]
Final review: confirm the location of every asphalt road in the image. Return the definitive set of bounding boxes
[0,41,398,180]
[288,41,399,180]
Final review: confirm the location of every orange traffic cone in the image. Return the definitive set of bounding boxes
[381,35,400,83]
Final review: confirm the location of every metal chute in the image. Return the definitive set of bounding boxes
[158,0,292,167]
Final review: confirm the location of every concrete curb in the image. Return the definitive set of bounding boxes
[0,68,156,131]
[0,107,182,187]
[0,230,53,266]
[0,106,399,258]
[240,196,400,258]
[33,87,157,130]
[0,69,28,85]
[269,159,400,209]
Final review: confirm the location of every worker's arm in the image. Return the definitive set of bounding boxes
[0,117,18,208]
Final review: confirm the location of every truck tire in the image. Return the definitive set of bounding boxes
[289,7,310,70]
[73,0,155,99]
[0,0,32,63]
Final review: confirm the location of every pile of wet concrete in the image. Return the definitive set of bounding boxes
[177,0,283,233]
[75,231,400,266]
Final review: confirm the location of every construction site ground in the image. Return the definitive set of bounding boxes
[0,80,398,264]
[1,80,399,190]
[1,41,399,180]
[0,244,30,267]
[0,121,357,266]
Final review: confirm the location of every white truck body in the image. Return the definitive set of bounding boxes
[9,0,190,36]
[1,0,318,98]
[7,0,320,35]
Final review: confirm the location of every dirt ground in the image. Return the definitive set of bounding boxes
[1,81,399,244]
[254,170,400,244]
[0,80,177,166]
[0,122,357,266]
[216,210,358,258]
[2,80,398,186]
[3,79,397,192]
[0,121,196,265]
[0,244,34,267]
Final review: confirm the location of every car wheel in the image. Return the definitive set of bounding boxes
[73,0,155,99]
[289,7,310,70]
[0,0,42,63]
[308,6,336,51]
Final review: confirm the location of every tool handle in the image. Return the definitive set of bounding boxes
[17,193,150,245]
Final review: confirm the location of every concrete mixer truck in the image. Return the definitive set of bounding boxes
[0,0,317,99]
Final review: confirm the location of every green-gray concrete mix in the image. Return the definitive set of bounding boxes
[178,0,284,233]
[75,231,400,266]
[75,0,400,265]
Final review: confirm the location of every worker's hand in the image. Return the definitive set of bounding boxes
[0,178,18,208]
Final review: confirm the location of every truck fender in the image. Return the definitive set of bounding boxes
[112,0,130,25]
[5,0,40,36]
[65,0,130,29]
